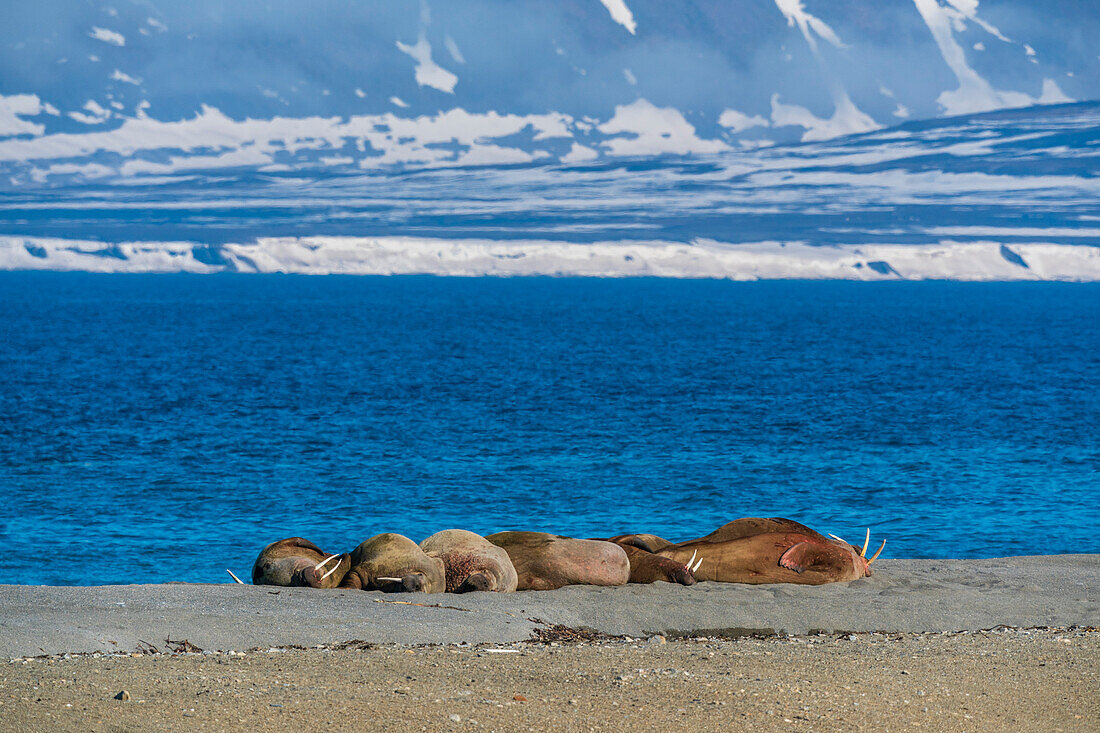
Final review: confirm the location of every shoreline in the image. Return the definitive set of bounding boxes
[3,556,1097,731]
[1,555,1096,658]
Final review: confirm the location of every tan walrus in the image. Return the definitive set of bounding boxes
[419,529,518,593]
[339,533,446,593]
[616,518,885,585]
[485,532,630,591]
[251,537,350,588]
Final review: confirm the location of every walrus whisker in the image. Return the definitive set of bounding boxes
[226,569,244,584]
[860,528,870,558]
[376,577,403,582]
[314,554,339,572]
[867,540,886,565]
[320,562,343,582]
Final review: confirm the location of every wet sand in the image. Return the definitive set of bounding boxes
[1,555,1097,731]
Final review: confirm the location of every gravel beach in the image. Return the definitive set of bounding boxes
[1,628,1096,732]
[1,555,1097,731]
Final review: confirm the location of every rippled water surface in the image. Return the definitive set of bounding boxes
[1,275,1098,584]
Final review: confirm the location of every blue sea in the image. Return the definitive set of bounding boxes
[1,273,1097,585]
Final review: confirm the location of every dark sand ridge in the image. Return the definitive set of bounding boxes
[1,556,1097,658]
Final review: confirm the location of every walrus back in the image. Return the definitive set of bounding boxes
[486,532,629,590]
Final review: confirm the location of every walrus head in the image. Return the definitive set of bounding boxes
[298,553,351,588]
[825,529,886,577]
[453,572,493,593]
[251,539,351,588]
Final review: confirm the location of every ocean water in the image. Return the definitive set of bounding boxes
[1,273,1097,585]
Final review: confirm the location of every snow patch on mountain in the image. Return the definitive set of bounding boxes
[67,100,112,126]
[598,99,727,156]
[771,93,879,142]
[88,27,125,47]
[912,0,1074,114]
[774,0,844,51]
[598,1,637,35]
[396,35,458,94]
[772,0,878,141]
[0,94,46,137]
[718,109,770,134]
[110,70,142,86]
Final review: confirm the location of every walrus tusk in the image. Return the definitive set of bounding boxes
[828,533,848,545]
[691,555,703,573]
[860,528,871,558]
[867,540,886,565]
[226,569,244,584]
[314,554,339,572]
[376,577,403,582]
[320,562,343,582]
[687,550,697,570]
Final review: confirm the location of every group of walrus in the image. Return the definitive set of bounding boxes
[243,518,886,593]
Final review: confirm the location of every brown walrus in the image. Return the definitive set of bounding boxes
[617,518,885,585]
[607,533,675,553]
[485,532,630,591]
[419,529,518,593]
[339,533,446,593]
[600,539,696,585]
[251,537,351,588]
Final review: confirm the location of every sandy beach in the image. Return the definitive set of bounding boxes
[1,555,1097,731]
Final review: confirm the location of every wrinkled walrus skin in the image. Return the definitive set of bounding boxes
[251,537,351,589]
[644,518,873,585]
[601,541,696,585]
[339,533,446,593]
[419,529,519,593]
[485,532,630,591]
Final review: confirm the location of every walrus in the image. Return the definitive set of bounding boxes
[622,518,885,585]
[251,537,351,588]
[599,539,696,585]
[485,532,630,591]
[339,533,446,593]
[418,529,518,593]
[606,533,675,553]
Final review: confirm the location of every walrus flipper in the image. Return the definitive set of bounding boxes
[778,542,859,575]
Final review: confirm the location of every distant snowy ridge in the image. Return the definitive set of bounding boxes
[0,0,1095,186]
[4,236,1097,282]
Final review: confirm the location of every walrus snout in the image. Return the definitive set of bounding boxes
[402,573,427,592]
[668,563,697,586]
[299,553,349,588]
[454,572,492,593]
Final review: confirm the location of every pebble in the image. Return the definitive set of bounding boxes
[114,690,130,701]
[449,714,462,722]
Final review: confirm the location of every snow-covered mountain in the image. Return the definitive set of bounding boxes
[1,1,1097,279]
[1,0,1096,182]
